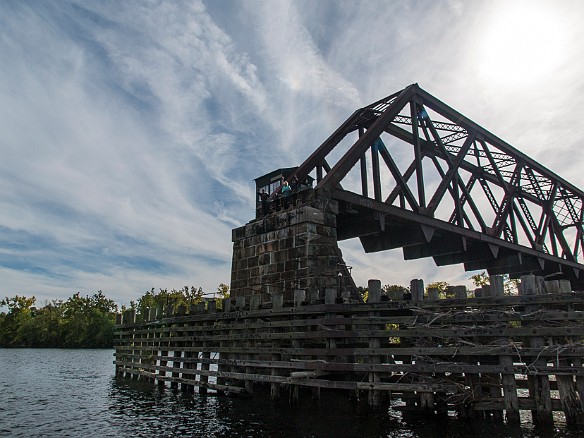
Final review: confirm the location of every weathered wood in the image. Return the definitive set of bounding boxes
[114,281,584,426]
[410,279,424,302]
[499,354,520,424]
[522,274,554,427]
[490,275,504,296]
[556,358,583,425]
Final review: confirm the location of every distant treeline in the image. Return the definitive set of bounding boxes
[0,284,229,348]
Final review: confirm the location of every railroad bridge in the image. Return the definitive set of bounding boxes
[231,83,584,299]
[116,85,584,427]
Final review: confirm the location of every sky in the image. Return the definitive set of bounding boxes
[2,0,584,307]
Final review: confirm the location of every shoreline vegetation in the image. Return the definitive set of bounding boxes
[0,284,230,348]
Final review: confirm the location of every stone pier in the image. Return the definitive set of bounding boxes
[230,193,357,302]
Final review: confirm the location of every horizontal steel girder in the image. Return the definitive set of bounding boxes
[334,189,584,287]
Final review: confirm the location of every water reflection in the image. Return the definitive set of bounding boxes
[108,377,581,438]
[1,350,583,438]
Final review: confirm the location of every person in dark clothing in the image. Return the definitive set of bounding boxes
[290,176,299,192]
[258,189,270,215]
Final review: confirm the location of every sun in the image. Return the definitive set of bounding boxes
[477,1,567,88]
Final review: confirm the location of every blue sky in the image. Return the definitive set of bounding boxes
[2,0,584,306]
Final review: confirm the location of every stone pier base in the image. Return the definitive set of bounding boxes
[230,197,354,302]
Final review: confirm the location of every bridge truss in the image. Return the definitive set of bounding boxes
[288,84,584,288]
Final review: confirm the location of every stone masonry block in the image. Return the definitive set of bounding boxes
[296,223,317,234]
[295,233,308,246]
[247,256,258,268]
[281,270,296,280]
[289,207,325,226]
[324,213,337,228]
[232,226,246,241]
[316,225,337,238]
[258,253,271,265]
[268,250,281,263]
[266,241,278,252]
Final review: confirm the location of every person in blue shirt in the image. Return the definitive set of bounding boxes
[281,181,291,208]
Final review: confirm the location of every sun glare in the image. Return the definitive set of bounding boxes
[477,2,566,88]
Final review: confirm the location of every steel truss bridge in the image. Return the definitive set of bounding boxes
[287,84,584,288]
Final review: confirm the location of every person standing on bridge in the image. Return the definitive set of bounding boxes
[258,189,270,215]
[281,180,291,208]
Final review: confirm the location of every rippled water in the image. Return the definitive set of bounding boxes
[0,349,582,437]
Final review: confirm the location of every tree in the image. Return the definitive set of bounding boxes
[135,285,207,318]
[470,272,489,287]
[0,295,37,347]
[469,271,519,295]
[382,284,409,300]
[215,283,230,309]
[426,281,450,298]
[356,286,368,302]
[59,292,117,347]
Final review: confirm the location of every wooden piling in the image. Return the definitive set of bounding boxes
[521,275,553,426]
[368,279,382,407]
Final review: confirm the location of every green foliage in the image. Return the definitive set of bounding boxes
[0,283,230,348]
[382,284,409,300]
[214,283,230,310]
[356,286,368,302]
[136,286,205,318]
[0,295,37,347]
[426,281,450,298]
[0,292,117,348]
[470,272,490,287]
[468,271,519,295]
[504,277,519,295]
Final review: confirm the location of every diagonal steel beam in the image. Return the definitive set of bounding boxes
[316,84,418,193]
[427,132,476,215]
[377,139,419,211]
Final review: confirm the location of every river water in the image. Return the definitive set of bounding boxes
[0,349,582,437]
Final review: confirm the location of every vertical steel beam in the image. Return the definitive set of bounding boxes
[371,139,382,201]
[411,101,426,209]
[359,126,368,197]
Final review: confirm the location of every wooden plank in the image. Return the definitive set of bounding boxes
[114,292,584,329]
[118,358,584,377]
[499,355,520,423]
[557,358,584,425]
[472,398,563,411]
[141,325,584,343]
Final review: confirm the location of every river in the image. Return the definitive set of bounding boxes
[0,349,582,437]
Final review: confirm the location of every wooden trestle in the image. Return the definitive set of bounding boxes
[114,275,584,426]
